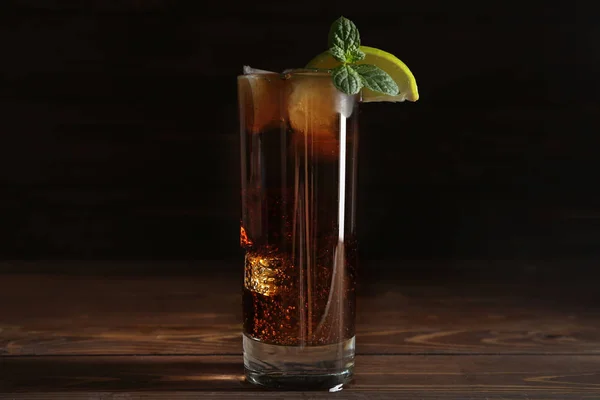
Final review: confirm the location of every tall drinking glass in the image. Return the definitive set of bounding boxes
[238,68,359,389]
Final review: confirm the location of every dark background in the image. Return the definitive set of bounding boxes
[1,1,598,264]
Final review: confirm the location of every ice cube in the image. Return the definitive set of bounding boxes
[244,251,292,297]
[287,73,355,160]
[243,65,275,75]
[238,66,283,135]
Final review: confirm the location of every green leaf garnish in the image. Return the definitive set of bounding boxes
[332,65,362,95]
[328,17,361,53]
[326,16,398,96]
[346,47,366,63]
[329,46,346,63]
[351,64,399,95]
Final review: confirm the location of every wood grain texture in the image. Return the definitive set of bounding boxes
[1,264,599,398]
[0,265,599,356]
[1,355,600,398]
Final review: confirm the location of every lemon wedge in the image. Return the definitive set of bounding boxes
[306,46,419,102]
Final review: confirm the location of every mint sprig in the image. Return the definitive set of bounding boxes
[327,17,399,96]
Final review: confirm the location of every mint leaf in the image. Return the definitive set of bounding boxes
[328,17,361,54]
[329,46,346,63]
[346,47,365,63]
[324,17,401,97]
[332,65,362,95]
[351,64,399,95]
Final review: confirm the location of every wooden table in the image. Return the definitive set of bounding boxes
[1,261,599,399]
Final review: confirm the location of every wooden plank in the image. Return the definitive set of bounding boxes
[1,355,599,398]
[2,395,597,400]
[1,272,599,356]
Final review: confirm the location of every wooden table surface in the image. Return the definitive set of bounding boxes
[1,261,599,399]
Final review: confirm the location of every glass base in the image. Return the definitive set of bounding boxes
[243,334,355,390]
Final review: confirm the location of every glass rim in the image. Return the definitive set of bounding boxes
[237,68,332,79]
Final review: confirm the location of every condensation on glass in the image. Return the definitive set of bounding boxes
[238,68,359,389]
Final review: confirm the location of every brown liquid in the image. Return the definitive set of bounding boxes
[242,231,357,346]
[240,126,358,346]
[239,72,359,347]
